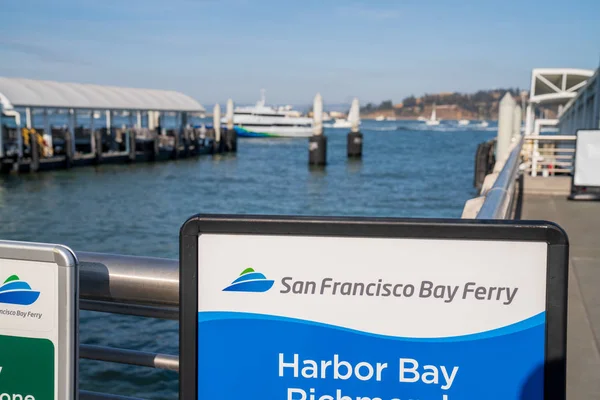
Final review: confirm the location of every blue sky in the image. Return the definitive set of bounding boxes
[0,0,599,106]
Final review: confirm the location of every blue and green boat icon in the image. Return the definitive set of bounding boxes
[223,268,274,292]
[0,275,41,305]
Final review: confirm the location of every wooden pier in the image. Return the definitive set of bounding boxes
[0,77,237,174]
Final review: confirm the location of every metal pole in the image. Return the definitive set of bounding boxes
[25,107,32,129]
[495,93,516,170]
[595,73,600,129]
[78,251,179,306]
[136,111,142,129]
[43,108,53,157]
[0,103,4,159]
[80,345,179,372]
[525,104,533,136]
[80,390,144,400]
[90,110,95,154]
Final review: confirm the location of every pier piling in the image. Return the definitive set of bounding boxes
[94,130,103,164]
[213,104,222,154]
[64,129,73,168]
[347,98,363,159]
[225,99,237,153]
[309,93,327,166]
[128,129,136,162]
[29,130,39,173]
[496,93,516,168]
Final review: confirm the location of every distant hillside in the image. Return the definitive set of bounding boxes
[360,89,533,120]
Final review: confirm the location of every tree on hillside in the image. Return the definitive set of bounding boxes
[379,100,393,110]
[402,96,417,107]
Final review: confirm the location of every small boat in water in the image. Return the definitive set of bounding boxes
[458,119,470,126]
[331,118,352,129]
[375,115,385,121]
[425,104,440,126]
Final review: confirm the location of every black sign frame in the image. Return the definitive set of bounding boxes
[180,214,568,400]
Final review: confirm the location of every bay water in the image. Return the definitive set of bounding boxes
[0,120,495,398]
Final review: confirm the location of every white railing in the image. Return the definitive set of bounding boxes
[522,135,576,177]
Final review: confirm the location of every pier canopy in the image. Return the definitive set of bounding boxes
[0,77,205,113]
[529,68,594,105]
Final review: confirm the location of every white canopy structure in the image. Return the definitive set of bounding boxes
[525,68,595,135]
[0,77,205,112]
[529,69,594,105]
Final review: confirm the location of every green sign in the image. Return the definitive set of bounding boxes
[0,334,54,399]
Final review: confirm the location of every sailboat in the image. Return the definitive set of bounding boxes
[425,104,440,126]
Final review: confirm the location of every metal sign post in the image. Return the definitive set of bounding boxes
[180,215,568,400]
[0,240,78,400]
[569,129,600,200]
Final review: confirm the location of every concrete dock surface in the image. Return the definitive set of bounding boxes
[521,176,600,399]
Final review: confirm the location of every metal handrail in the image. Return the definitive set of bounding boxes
[80,391,144,400]
[80,345,179,371]
[476,136,524,219]
[78,251,180,387]
[79,251,178,307]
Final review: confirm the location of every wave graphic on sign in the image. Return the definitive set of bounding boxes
[200,311,546,342]
[223,268,274,292]
[0,275,41,305]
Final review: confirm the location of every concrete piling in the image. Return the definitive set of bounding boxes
[495,93,516,169]
[309,93,326,166]
[347,98,363,158]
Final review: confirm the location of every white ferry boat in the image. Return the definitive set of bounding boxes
[224,92,313,138]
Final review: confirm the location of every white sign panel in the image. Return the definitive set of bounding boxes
[180,217,568,400]
[0,241,78,400]
[574,130,600,187]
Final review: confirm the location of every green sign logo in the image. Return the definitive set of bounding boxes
[0,275,41,306]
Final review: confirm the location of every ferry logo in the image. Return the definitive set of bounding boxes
[223,268,274,293]
[0,275,41,306]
